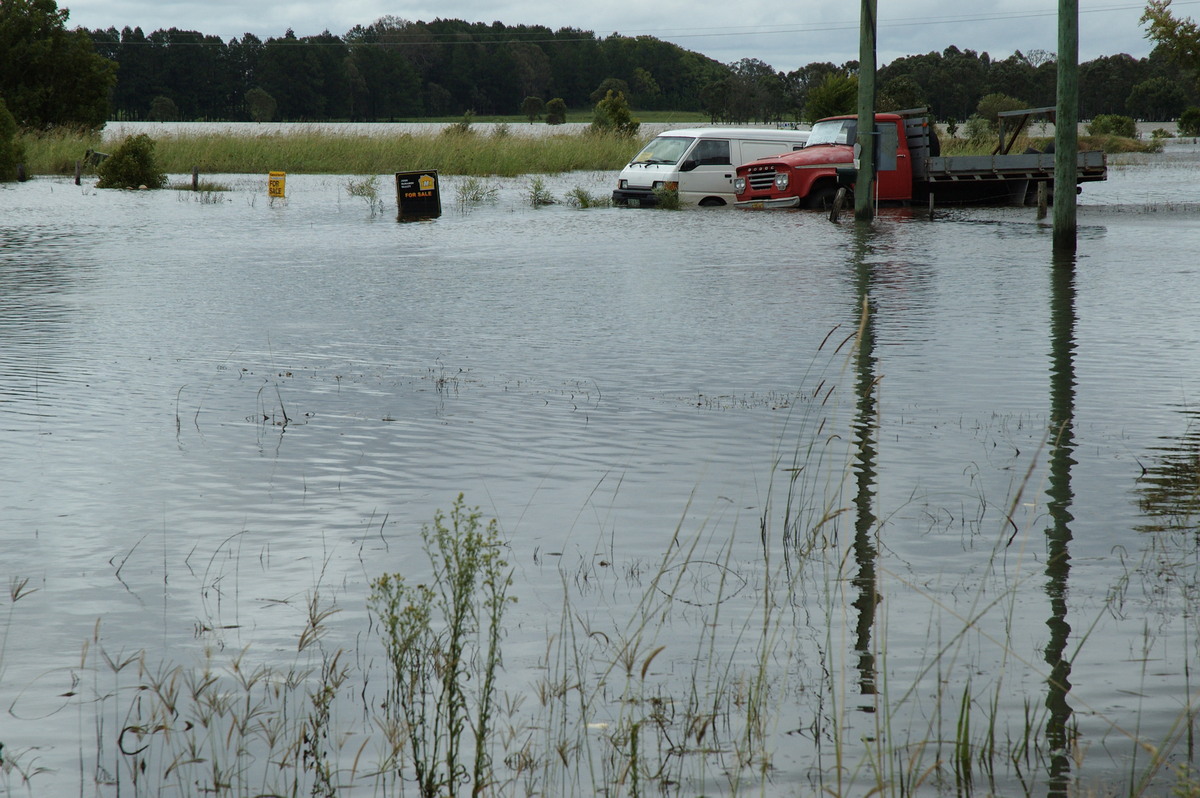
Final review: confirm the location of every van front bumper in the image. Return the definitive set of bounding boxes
[612,188,660,207]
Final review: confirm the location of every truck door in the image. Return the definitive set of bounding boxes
[874,122,912,201]
[680,138,734,204]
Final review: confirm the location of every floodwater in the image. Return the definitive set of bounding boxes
[2,141,1199,797]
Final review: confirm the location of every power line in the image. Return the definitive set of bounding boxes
[86,1,1200,48]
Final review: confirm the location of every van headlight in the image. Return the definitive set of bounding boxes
[774,172,790,190]
[734,177,746,193]
[619,179,628,189]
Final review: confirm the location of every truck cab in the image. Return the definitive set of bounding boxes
[734,112,927,209]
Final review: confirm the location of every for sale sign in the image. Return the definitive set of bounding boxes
[395,171,441,219]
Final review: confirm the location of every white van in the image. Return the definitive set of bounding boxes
[612,127,810,207]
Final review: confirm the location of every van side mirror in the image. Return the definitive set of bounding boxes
[679,159,698,172]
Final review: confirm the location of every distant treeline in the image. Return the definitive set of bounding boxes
[83,18,1200,124]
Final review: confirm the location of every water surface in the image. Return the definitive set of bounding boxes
[2,147,1199,796]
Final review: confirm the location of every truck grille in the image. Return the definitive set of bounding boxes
[747,170,779,191]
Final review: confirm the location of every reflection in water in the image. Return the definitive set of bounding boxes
[1135,408,1200,533]
[850,224,881,702]
[1045,251,1078,797]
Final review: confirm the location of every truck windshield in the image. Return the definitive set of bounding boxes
[630,136,693,165]
[806,119,857,146]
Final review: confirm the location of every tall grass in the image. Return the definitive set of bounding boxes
[6,325,1198,798]
[17,126,646,177]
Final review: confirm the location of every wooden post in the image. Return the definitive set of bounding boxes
[1053,0,1079,252]
[192,166,199,191]
[928,194,935,220]
[855,0,878,221]
[17,164,26,182]
[1038,182,1049,219]
[74,160,82,186]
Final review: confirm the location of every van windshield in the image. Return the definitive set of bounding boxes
[630,136,693,165]
[807,119,857,146]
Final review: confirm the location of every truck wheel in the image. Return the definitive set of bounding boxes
[698,197,725,207]
[806,185,838,210]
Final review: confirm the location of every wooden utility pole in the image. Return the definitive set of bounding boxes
[1053,0,1079,251]
[855,0,878,221]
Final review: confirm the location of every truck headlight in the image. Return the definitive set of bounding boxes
[618,179,628,189]
[774,172,790,190]
[734,177,746,193]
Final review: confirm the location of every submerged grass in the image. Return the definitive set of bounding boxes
[5,322,1198,798]
[17,127,647,177]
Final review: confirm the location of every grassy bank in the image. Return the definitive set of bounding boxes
[16,126,650,177]
[16,119,1160,179]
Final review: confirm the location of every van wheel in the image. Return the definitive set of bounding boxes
[698,197,725,207]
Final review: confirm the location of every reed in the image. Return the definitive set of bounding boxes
[15,126,103,174]
[11,328,1199,797]
[17,126,646,177]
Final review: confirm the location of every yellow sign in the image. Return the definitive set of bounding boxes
[268,171,286,198]
[419,174,435,191]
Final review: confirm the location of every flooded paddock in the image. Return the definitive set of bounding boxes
[2,141,1199,797]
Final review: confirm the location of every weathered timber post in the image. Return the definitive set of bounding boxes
[75,160,82,186]
[1053,0,1079,251]
[855,0,878,221]
[192,166,199,191]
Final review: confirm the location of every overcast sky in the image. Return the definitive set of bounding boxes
[62,0,1200,73]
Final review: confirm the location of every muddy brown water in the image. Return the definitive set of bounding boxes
[2,142,1199,795]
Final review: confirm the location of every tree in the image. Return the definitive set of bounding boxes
[148,95,179,121]
[976,92,1028,128]
[0,97,23,181]
[521,96,545,123]
[589,90,639,136]
[1142,0,1200,76]
[878,75,927,111]
[245,87,277,121]
[0,0,117,128]
[545,97,567,124]
[590,78,630,105]
[804,73,857,123]
[1179,105,1200,134]
[1126,76,1188,119]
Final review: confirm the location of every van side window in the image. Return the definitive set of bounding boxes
[691,139,731,165]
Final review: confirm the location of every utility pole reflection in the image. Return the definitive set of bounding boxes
[1045,251,1078,797]
[851,227,881,701]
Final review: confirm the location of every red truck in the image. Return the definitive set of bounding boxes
[734,108,1107,209]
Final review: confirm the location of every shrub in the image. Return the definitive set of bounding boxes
[368,495,512,798]
[148,95,179,122]
[443,110,475,136]
[564,186,610,208]
[1179,106,1200,137]
[521,96,545,123]
[0,97,22,181]
[1087,114,1137,138]
[976,93,1029,133]
[96,133,167,188]
[526,176,555,206]
[589,90,639,137]
[545,98,567,125]
[345,175,383,216]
